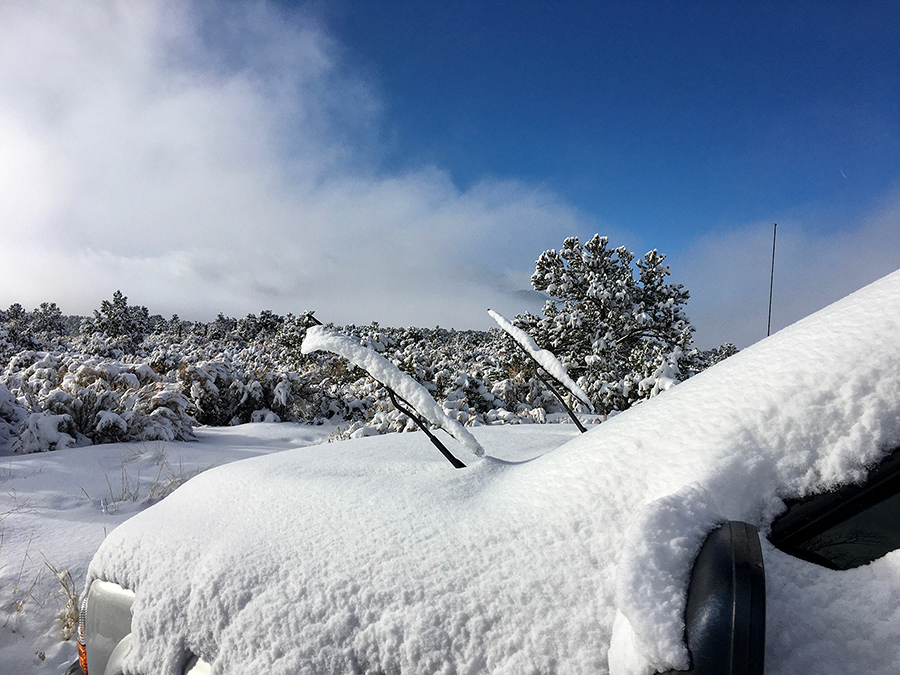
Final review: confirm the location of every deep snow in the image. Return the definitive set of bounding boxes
[2,268,899,674]
[0,422,339,673]
[72,269,900,674]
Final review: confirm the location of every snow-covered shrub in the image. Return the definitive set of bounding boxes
[94,410,129,444]
[14,412,79,453]
[41,385,120,442]
[176,348,318,426]
[178,360,254,425]
[178,360,242,426]
[0,261,726,452]
[0,381,27,452]
[250,409,280,423]
[0,303,50,364]
[339,408,416,440]
[123,385,197,442]
[488,371,558,416]
[1,345,198,451]
[696,342,740,371]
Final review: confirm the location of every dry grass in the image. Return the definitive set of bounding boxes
[2,492,40,619]
[2,533,42,634]
[81,443,204,514]
[145,452,194,502]
[2,444,203,644]
[45,561,79,640]
[1,541,81,640]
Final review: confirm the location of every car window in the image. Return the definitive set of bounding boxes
[770,446,900,570]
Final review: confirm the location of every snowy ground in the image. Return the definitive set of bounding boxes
[0,421,344,673]
[0,418,585,674]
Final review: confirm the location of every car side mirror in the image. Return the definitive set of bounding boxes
[659,521,766,675]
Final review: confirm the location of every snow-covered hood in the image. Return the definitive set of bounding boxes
[88,269,900,675]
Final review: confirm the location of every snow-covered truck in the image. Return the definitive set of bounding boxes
[69,269,900,675]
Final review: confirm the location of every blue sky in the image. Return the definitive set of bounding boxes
[1,0,898,347]
[324,1,899,251]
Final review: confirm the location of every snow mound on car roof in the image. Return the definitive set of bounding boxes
[87,269,900,675]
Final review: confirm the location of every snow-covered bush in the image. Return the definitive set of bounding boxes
[3,304,530,453]
[123,385,197,442]
[177,353,316,426]
[696,342,740,370]
[0,381,27,452]
[0,303,48,364]
[1,346,197,453]
[0,251,728,453]
[14,412,79,453]
[178,360,241,426]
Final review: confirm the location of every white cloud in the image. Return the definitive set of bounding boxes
[675,189,900,349]
[4,0,896,345]
[0,0,582,327]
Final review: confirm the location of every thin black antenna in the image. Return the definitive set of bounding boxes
[767,223,777,337]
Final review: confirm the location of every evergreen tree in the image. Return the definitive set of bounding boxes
[167,314,184,339]
[698,342,739,369]
[207,313,238,340]
[31,302,67,337]
[517,235,697,415]
[1,303,39,359]
[85,291,151,343]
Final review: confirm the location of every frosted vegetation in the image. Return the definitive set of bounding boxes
[0,238,736,456]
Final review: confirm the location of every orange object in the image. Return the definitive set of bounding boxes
[78,641,88,674]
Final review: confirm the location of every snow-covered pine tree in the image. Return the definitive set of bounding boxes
[516,234,698,415]
[83,291,151,344]
[30,302,67,339]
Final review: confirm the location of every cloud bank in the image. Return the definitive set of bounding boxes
[0,0,582,328]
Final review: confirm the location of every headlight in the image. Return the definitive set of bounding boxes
[80,580,135,675]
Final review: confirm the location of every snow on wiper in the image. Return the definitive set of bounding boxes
[488,309,593,432]
[301,324,484,466]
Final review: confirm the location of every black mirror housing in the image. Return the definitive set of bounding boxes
[660,521,766,675]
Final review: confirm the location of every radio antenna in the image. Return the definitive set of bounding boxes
[767,223,777,337]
